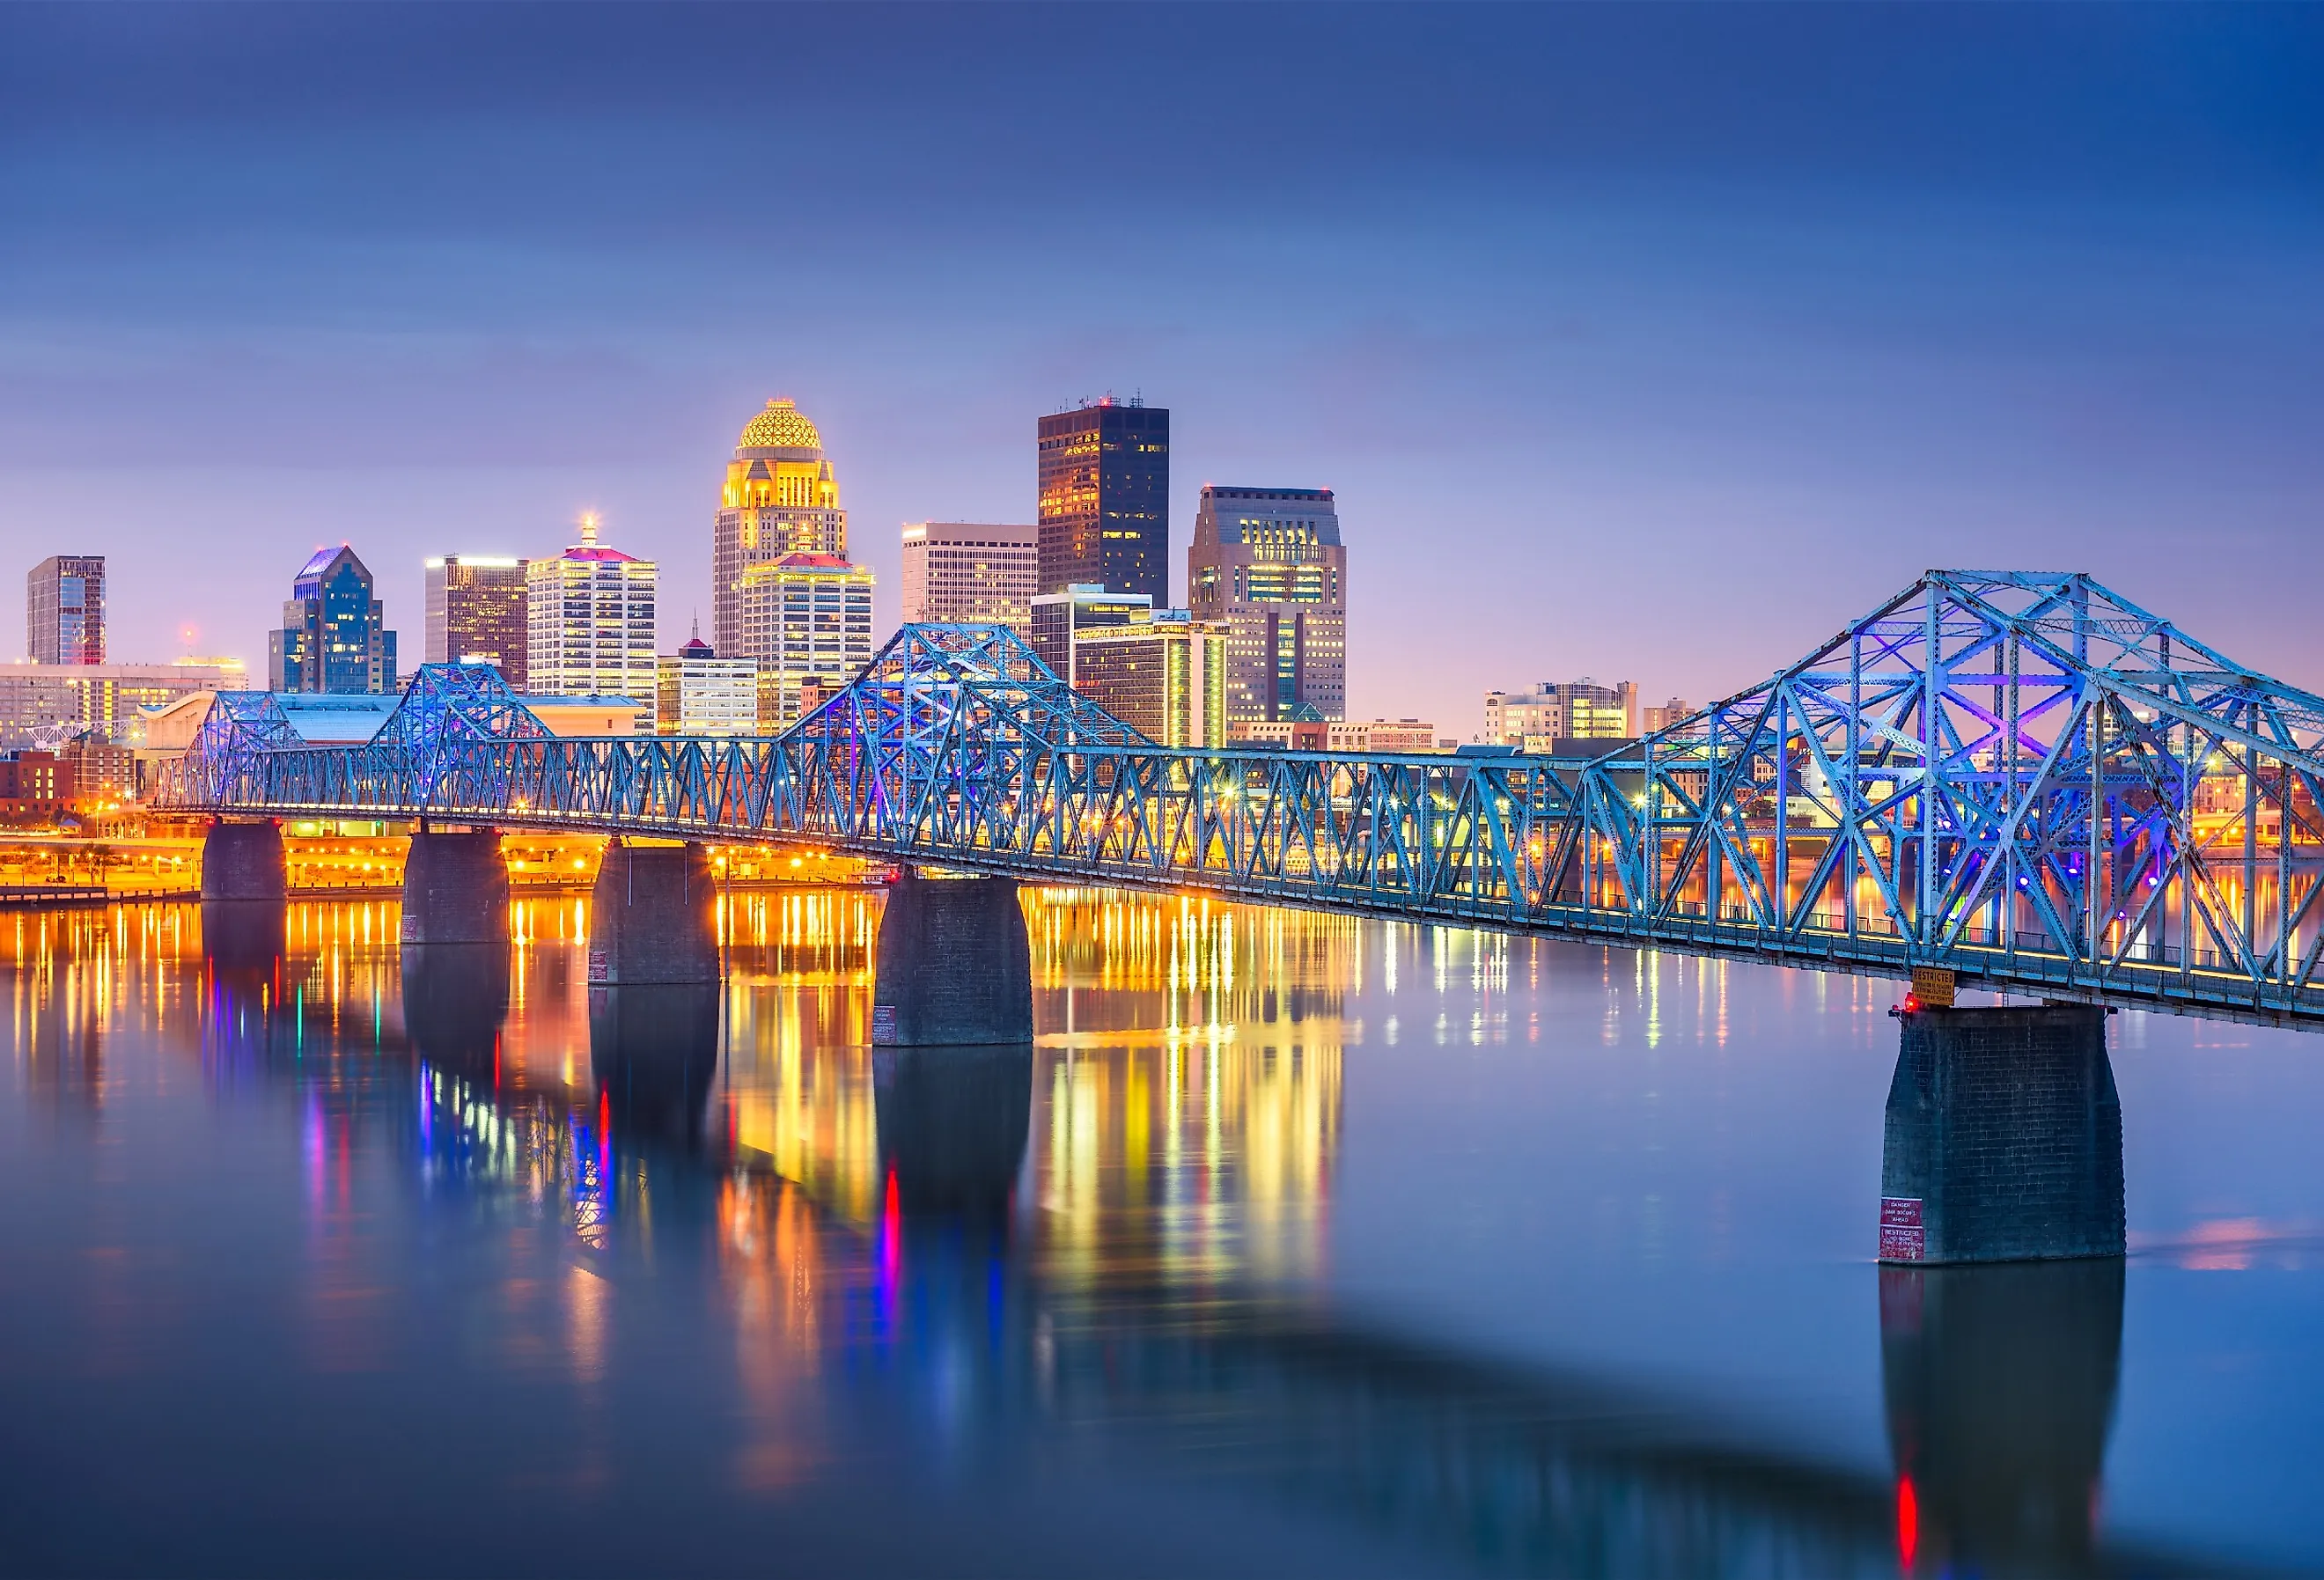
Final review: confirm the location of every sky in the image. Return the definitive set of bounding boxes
[3,4,2320,733]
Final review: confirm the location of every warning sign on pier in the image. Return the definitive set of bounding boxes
[1879,1196,1926,1262]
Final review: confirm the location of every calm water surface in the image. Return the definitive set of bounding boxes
[4,890,2322,1576]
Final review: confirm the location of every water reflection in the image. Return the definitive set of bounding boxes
[1882,1260,2126,1576]
[0,892,2289,1576]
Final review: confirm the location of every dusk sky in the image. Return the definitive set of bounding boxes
[4,4,2320,731]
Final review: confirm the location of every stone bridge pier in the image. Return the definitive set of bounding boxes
[400,827,511,945]
[1879,1003,2125,1265]
[870,870,1033,1047]
[199,818,288,903]
[589,840,719,986]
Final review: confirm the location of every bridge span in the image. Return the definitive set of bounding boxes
[165,570,2324,1031]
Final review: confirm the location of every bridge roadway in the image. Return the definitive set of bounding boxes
[168,571,2324,1030]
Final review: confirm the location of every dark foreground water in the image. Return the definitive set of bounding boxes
[4,891,2322,1577]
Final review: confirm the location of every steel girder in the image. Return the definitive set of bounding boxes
[158,579,2324,1028]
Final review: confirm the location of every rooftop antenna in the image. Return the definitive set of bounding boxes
[578,511,599,547]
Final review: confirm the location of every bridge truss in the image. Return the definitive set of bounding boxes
[165,572,2324,1027]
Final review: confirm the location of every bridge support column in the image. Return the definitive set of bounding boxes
[399,827,509,944]
[199,819,286,902]
[1879,1004,2123,1264]
[588,841,719,985]
[871,871,1032,1047]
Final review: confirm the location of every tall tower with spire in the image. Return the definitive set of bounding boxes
[712,398,846,658]
[526,511,658,720]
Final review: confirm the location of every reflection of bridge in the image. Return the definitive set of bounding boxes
[165,572,2324,1029]
[171,910,2216,1578]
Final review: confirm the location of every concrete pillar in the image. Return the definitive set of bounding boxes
[590,984,720,1147]
[1881,1260,2123,1573]
[587,841,719,986]
[401,942,510,1070]
[874,1045,1033,1221]
[199,819,287,902]
[399,827,510,944]
[870,871,1033,1047]
[1879,1004,2124,1264]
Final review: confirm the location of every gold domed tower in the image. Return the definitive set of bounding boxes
[712,398,847,657]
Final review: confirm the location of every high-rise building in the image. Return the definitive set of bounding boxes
[270,545,397,694]
[1483,679,1639,750]
[1028,584,1153,687]
[1036,398,1169,601]
[1070,612,1227,749]
[901,521,1038,633]
[714,399,846,658]
[424,555,530,688]
[656,629,757,737]
[526,516,657,714]
[1187,486,1348,726]
[738,553,875,730]
[26,556,105,665]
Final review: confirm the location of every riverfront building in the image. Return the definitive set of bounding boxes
[1070,612,1227,749]
[1036,399,1169,602]
[737,552,874,730]
[26,556,105,665]
[1484,679,1638,749]
[424,555,530,688]
[1029,585,1153,688]
[270,546,397,694]
[656,631,757,736]
[526,516,657,720]
[714,399,847,658]
[0,659,244,747]
[1187,486,1347,728]
[901,521,1038,633]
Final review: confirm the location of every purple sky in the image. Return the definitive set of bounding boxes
[3,4,2320,732]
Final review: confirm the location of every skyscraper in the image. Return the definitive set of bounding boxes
[713,398,845,658]
[1187,486,1347,726]
[901,521,1038,633]
[424,555,530,688]
[1036,398,1169,601]
[270,545,398,694]
[738,553,875,730]
[26,556,105,665]
[1070,612,1228,749]
[526,515,657,713]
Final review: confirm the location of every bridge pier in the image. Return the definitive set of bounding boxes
[199,819,287,902]
[588,840,719,985]
[870,871,1032,1047]
[399,827,509,944]
[1879,1004,2124,1264]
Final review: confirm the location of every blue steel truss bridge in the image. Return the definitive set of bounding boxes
[164,570,2324,1030]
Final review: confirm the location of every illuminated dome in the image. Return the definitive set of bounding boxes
[737,397,822,453]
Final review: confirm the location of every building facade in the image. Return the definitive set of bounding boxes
[1483,679,1639,750]
[1028,585,1153,687]
[26,556,105,665]
[0,750,70,818]
[1187,486,1348,727]
[0,661,240,749]
[656,633,758,736]
[270,546,397,694]
[737,553,875,730]
[424,555,530,688]
[1643,696,1695,734]
[1070,613,1227,749]
[901,521,1038,633]
[714,399,846,658]
[1036,399,1169,601]
[1326,718,1438,753]
[526,516,657,713]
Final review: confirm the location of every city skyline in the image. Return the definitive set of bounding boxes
[4,7,2320,730]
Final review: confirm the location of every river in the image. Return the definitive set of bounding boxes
[4,890,2320,1576]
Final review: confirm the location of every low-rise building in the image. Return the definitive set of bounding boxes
[1484,679,1637,746]
[656,634,757,736]
[1326,718,1439,753]
[0,750,71,817]
[1643,696,1694,734]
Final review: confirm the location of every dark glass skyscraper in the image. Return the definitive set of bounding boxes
[26,556,105,665]
[270,545,398,694]
[1036,399,1169,602]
